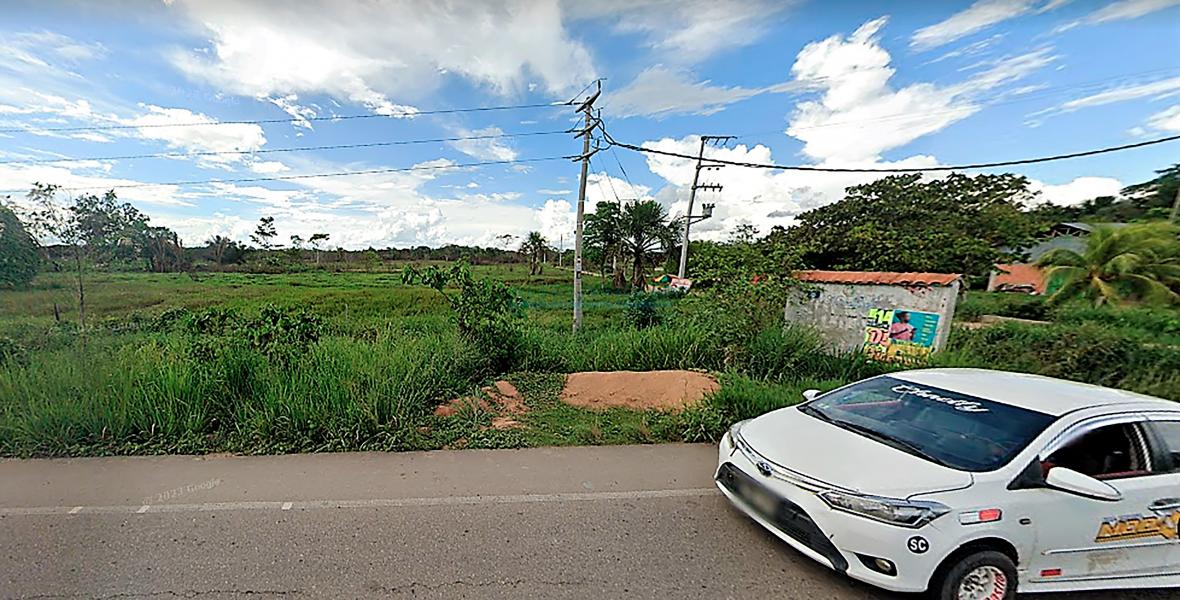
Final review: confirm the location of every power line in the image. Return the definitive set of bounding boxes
[588,154,622,203]
[727,66,1180,142]
[607,143,637,192]
[0,156,566,195]
[0,101,569,134]
[0,129,571,165]
[601,125,1180,173]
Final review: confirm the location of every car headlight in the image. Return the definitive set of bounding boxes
[726,419,751,450]
[819,490,949,528]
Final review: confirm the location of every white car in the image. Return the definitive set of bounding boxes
[716,368,1180,600]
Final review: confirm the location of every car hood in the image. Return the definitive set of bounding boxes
[738,407,973,498]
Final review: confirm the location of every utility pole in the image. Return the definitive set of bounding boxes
[1171,181,1180,224]
[572,82,601,332]
[677,135,732,278]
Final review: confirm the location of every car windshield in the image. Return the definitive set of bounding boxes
[799,376,1055,472]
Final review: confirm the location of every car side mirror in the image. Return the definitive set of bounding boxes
[1045,466,1123,502]
[802,389,821,402]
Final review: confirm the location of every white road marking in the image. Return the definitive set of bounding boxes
[0,487,717,517]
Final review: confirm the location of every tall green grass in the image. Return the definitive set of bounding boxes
[0,329,481,456]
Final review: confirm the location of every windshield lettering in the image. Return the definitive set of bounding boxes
[892,384,989,413]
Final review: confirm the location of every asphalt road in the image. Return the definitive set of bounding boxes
[1,444,1176,600]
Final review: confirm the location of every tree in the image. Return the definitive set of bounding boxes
[308,233,330,265]
[520,231,547,276]
[206,235,231,265]
[620,200,676,288]
[0,199,39,288]
[24,183,149,328]
[585,202,626,288]
[1028,163,1180,223]
[142,226,186,273]
[787,173,1041,279]
[251,217,278,250]
[1036,223,1180,306]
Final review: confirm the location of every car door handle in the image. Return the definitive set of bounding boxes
[1149,498,1180,511]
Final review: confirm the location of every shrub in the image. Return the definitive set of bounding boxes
[624,292,662,329]
[0,204,39,289]
[402,262,522,373]
[245,305,324,362]
[944,322,1180,399]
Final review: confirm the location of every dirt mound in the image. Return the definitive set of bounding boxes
[560,370,718,412]
[433,380,527,429]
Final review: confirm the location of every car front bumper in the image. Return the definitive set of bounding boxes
[716,437,950,594]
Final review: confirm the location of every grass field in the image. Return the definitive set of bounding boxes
[0,267,1176,458]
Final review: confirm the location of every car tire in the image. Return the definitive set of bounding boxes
[929,550,1017,600]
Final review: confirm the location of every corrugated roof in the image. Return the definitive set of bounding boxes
[989,263,1046,293]
[794,270,962,286]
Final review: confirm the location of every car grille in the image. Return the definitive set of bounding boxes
[717,462,848,572]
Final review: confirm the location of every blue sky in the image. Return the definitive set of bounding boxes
[1,0,1179,249]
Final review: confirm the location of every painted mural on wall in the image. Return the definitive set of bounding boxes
[863,308,941,363]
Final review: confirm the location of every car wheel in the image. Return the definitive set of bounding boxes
[930,550,1017,600]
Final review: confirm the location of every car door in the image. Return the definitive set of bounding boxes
[1143,414,1180,576]
[1017,414,1176,583]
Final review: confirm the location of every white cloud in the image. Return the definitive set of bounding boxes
[0,31,107,69]
[168,0,597,109]
[926,34,1006,64]
[248,160,290,174]
[1056,76,1180,111]
[537,188,572,195]
[911,0,1040,51]
[1144,104,1180,132]
[448,127,517,161]
[121,105,267,167]
[0,162,193,207]
[569,0,796,64]
[535,199,576,242]
[267,95,316,129]
[608,66,798,118]
[786,18,1052,163]
[1031,176,1124,206]
[1058,0,1180,30]
[640,135,944,240]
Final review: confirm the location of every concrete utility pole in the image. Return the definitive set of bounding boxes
[677,135,731,278]
[572,82,601,332]
[1171,181,1180,224]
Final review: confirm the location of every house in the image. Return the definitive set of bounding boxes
[987,222,1125,294]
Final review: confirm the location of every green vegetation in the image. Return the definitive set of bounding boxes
[1036,222,1180,306]
[3,165,1178,458]
[785,173,1042,281]
[0,202,39,289]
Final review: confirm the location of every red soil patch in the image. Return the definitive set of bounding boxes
[433,380,528,429]
[560,370,719,412]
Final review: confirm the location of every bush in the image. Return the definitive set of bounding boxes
[955,292,1048,322]
[0,204,39,289]
[402,262,522,374]
[943,322,1180,399]
[245,304,324,362]
[624,292,662,329]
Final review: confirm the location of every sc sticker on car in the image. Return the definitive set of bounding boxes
[907,536,929,554]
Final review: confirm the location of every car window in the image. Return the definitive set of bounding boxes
[1044,423,1151,480]
[801,376,1055,472]
[1151,421,1180,473]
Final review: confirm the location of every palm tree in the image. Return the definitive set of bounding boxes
[1036,223,1180,306]
[621,200,676,288]
[585,201,626,289]
[521,231,547,276]
[206,235,232,267]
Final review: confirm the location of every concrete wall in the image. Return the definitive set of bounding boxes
[784,281,960,353]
